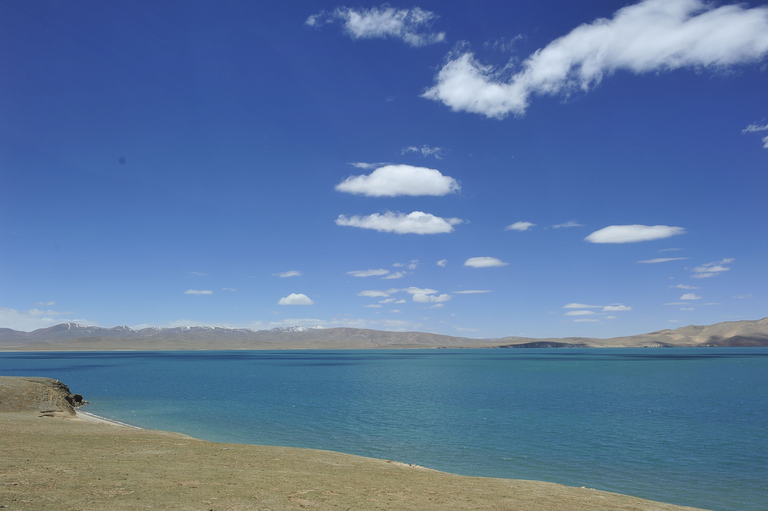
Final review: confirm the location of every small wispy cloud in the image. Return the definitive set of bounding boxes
[185,290,212,295]
[586,225,685,243]
[671,284,699,289]
[464,257,508,268]
[603,305,631,311]
[275,270,302,278]
[188,271,208,276]
[680,293,702,300]
[35,301,55,306]
[349,162,388,169]
[306,6,446,47]
[742,122,768,133]
[221,287,236,292]
[563,303,602,309]
[565,310,596,316]
[553,220,583,229]
[359,290,390,298]
[413,293,451,303]
[382,271,406,280]
[733,294,753,299]
[506,221,535,231]
[691,258,734,278]
[402,145,444,158]
[337,211,463,234]
[428,303,445,309]
[638,257,688,264]
[574,318,599,323]
[348,269,389,278]
[364,304,383,308]
[437,259,447,267]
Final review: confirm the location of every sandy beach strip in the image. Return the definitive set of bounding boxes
[0,376,708,510]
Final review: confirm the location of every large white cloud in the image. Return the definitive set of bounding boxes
[278,293,314,305]
[422,0,768,118]
[306,6,446,47]
[464,257,508,268]
[336,211,463,234]
[585,225,685,243]
[335,164,459,197]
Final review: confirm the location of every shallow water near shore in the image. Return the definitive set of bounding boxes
[2,348,766,511]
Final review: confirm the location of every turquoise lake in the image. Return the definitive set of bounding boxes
[1,348,766,511]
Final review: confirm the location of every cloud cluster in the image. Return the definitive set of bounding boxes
[336,211,462,234]
[585,225,685,243]
[336,164,460,197]
[464,257,508,268]
[307,6,446,47]
[278,293,314,305]
[506,221,535,231]
[691,258,734,278]
[422,0,768,118]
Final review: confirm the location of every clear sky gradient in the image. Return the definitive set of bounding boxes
[1,0,766,337]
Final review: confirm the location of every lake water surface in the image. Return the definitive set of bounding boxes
[1,348,766,511]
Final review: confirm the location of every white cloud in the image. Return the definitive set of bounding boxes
[275,270,302,278]
[390,309,402,313]
[733,294,753,299]
[35,301,55,306]
[606,316,617,319]
[603,305,632,311]
[422,0,768,118]
[464,257,508,268]
[692,258,733,278]
[221,287,236,292]
[408,260,419,270]
[552,220,583,229]
[307,6,446,47]
[413,293,452,303]
[638,257,688,263]
[358,290,390,298]
[278,293,314,305]
[185,289,212,295]
[453,290,492,294]
[506,221,535,231]
[437,259,448,267]
[335,164,459,197]
[348,269,390,277]
[672,284,699,289]
[428,303,446,309]
[563,303,603,308]
[680,293,702,300]
[379,298,397,304]
[574,318,600,322]
[586,225,685,243]
[742,122,768,133]
[565,310,596,316]
[382,271,406,280]
[680,307,695,311]
[395,287,439,295]
[336,211,463,234]
[402,145,444,158]
[188,271,208,276]
[395,299,406,304]
[392,262,404,267]
[0,307,91,332]
[364,304,383,308]
[349,162,388,169]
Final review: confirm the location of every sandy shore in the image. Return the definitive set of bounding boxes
[0,377,708,510]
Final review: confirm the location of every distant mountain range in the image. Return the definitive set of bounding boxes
[1,317,766,350]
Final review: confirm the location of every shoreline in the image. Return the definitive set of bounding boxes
[0,375,711,510]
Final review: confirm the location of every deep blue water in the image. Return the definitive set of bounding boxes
[1,348,766,511]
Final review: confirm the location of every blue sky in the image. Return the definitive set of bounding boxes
[1,0,766,337]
